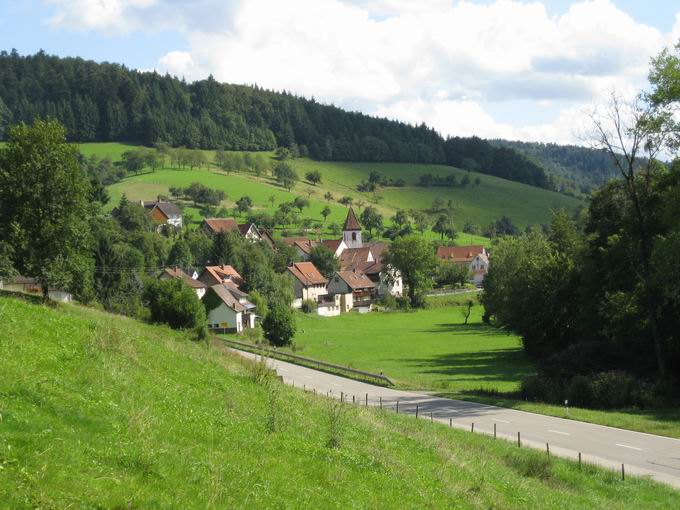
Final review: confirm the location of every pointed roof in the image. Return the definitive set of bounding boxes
[343,207,361,231]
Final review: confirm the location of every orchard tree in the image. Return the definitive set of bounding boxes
[0,119,94,299]
[274,160,298,191]
[360,206,383,235]
[293,196,310,213]
[305,169,322,185]
[321,205,332,223]
[324,191,334,203]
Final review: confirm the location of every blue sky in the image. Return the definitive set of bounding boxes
[1,0,678,143]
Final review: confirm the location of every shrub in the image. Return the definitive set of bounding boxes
[143,278,206,336]
[262,301,296,346]
[300,300,317,313]
[565,375,594,407]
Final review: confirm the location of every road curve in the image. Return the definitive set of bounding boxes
[232,349,680,489]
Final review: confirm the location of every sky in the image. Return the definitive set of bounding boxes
[1,0,679,144]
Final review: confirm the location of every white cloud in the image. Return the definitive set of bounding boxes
[44,0,680,143]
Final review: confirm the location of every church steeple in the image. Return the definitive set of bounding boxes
[342,207,362,249]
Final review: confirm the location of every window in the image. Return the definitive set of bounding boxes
[352,232,357,241]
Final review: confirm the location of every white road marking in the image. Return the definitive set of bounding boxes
[548,430,571,436]
[331,383,342,388]
[492,418,510,424]
[616,443,643,451]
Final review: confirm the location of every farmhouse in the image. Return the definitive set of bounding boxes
[159,267,207,299]
[437,245,490,284]
[141,200,182,228]
[321,238,347,257]
[198,265,246,288]
[327,269,376,312]
[286,261,328,308]
[201,218,273,247]
[202,283,256,334]
[0,276,73,302]
[282,237,319,261]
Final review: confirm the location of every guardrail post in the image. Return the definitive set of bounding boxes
[449,418,452,428]
[341,392,344,403]
[621,464,625,481]
[416,405,419,418]
[365,393,368,407]
[546,443,550,457]
[493,423,497,438]
[578,452,581,469]
[352,395,355,404]
[517,432,521,447]
[396,400,399,414]
[379,396,382,409]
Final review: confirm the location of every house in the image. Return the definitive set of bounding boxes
[316,294,344,317]
[286,261,328,308]
[198,265,246,288]
[0,276,73,302]
[202,283,256,334]
[436,245,490,284]
[201,218,269,245]
[327,269,377,312]
[321,239,347,258]
[141,200,183,228]
[282,237,319,261]
[159,266,207,299]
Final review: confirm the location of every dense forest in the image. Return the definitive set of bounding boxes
[491,139,618,196]
[0,50,551,190]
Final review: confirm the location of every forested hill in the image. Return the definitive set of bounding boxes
[490,139,618,197]
[0,50,550,189]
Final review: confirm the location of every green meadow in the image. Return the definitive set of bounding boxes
[85,142,580,238]
[2,293,679,508]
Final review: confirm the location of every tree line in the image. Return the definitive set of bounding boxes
[0,50,553,190]
[482,43,680,408]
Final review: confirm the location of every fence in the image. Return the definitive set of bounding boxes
[300,385,632,484]
[219,337,395,386]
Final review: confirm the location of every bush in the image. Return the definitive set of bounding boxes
[262,301,296,346]
[143,278,206,337]
[300,300,317,313]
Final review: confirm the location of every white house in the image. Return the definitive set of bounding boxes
[436,245,490,285]
[286,261,328,308]
[202,283,256,334]
[0,276,73,302]
[159,267,207,299]
[327,269,376,312]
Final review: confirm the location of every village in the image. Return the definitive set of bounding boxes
[0,203,489,335]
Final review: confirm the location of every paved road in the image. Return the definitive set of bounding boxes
[233,349,680,488]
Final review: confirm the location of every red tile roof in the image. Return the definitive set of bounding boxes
[339,247,372,269]
[287,262,328,287]
[282,237,319,255]
[335,269,376,290]
[437,245,486,263]
[321,239,342,253]
[202,218,240,234]
[343,207,361,231]
[161,267,207,289]
[201,265,245,287]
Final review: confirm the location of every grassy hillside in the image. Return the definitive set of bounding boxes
[1,295,678,507]
[86,143,580,237]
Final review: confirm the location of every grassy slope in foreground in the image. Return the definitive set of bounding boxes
[287,296,680,440]
[1,296,678,508]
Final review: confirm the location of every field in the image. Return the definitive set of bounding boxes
[292,299,533,394]
[84,142,581,238]
[283,296,680,439]
[2,293,679,508]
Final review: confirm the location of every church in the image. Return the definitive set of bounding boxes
[332,208,403,298]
